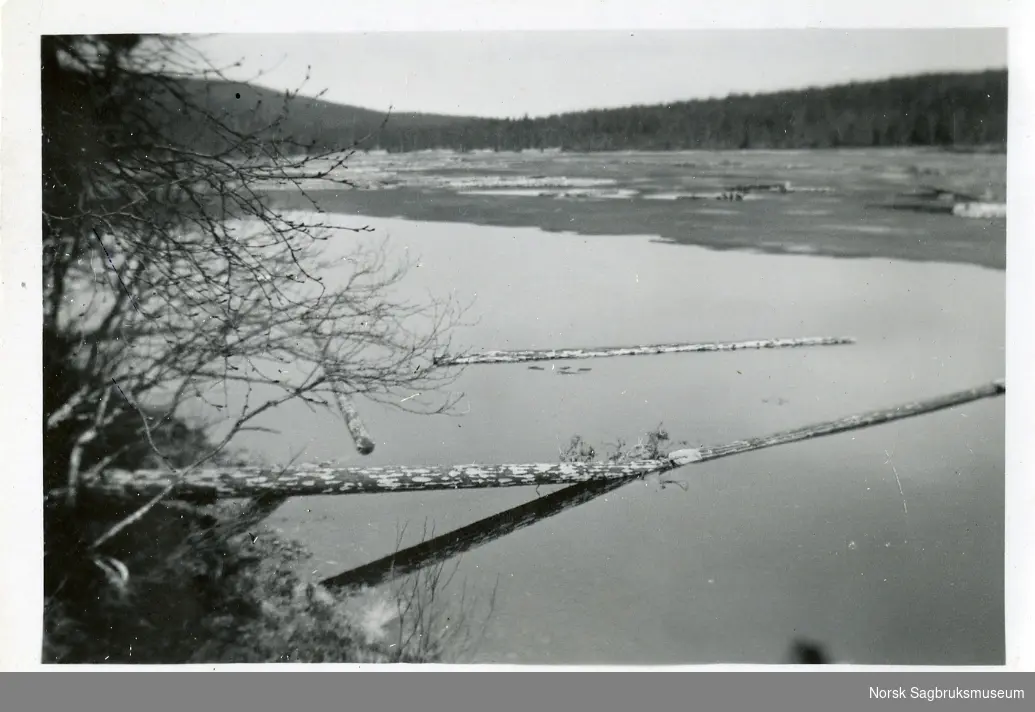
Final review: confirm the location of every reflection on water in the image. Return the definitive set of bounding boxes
[236,215,1003,665]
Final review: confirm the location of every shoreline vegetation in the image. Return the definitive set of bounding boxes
[43,34,479,665]
[44,493,496,663]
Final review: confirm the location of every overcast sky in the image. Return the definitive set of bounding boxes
[192,29,1006,118]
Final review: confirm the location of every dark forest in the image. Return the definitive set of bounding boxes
[177,70,1007,154]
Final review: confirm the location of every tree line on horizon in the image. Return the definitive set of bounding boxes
[180,69,1007,155]
[378,70,1008,152]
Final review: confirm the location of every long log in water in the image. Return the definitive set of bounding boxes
[80,380,1005,502]
[666,379,1007,466]
[319,379,1005,591]
[80,460,671,501]
[434,335,856,365]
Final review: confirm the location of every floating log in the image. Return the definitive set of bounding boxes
[643,191,749,201]
[320,379,1005,591]
[729,181,791,194]
[81,460,669,502]
[665,379,1007,467]
[336,393,375,455]
[952,202,1007,219]
[435,335,856,366]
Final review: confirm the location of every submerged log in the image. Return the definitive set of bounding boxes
[320,476,629,591]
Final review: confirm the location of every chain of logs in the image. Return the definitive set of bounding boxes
[319,379,1005,591]
[74,329,1005,595]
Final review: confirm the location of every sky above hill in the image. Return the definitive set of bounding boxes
[190,29,1007,119]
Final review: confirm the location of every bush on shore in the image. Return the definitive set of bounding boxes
[44,498,437,664]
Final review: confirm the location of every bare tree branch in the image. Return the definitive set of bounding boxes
[43,34,470,507]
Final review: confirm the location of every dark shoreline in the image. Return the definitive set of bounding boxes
[269,187,1006,272]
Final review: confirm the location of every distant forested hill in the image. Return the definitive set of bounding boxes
[176,70,1007,154]
[153,78,477,154]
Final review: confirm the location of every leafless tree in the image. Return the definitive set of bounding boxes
[42,34,469,584]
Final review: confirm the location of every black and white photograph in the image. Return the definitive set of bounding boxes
[30,19,1012,666]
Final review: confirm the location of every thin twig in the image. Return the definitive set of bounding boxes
[65,385,113,507]
[89,378,244,549]
[88,380,184,549]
